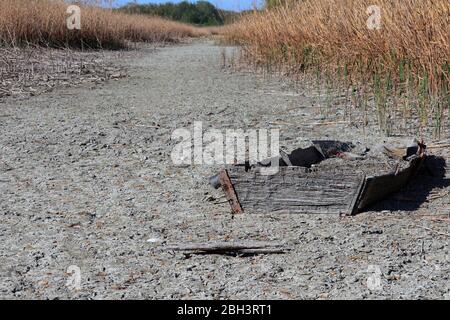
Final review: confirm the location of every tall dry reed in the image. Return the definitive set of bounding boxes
[0,0,207,49]
[224,0,449,136]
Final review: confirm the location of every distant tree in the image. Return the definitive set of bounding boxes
[118,1,232,26]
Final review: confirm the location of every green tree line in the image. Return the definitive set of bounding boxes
[117,1,239,26]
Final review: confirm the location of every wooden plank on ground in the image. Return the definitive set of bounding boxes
[227,166,366,215]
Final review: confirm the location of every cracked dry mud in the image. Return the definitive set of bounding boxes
[0,40,449,299]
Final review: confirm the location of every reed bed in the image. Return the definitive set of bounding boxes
[223,0,449,137]
[0,0,208,49]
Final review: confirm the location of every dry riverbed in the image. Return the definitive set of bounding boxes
[0,40,449,299]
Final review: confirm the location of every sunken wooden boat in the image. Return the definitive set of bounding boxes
[210,140,426,215]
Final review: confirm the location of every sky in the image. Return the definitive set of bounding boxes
[113,0,262,11]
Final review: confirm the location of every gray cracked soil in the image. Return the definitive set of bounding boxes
[0,40,449,299]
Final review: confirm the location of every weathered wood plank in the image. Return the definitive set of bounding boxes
[356,156,424,211]
[218,169,243,214]
[162,241,289,255]
[227,166,365,215]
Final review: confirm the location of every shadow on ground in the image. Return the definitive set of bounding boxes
[369,155,448,212]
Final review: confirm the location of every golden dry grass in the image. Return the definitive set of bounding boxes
[0,0,208,49]
[223,0,449,135]
[224,0,449,89]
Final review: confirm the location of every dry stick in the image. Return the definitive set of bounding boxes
[427,144,450,149]
[427,217,450,223]
[267,121,295,126]
[427,191,450,201]
[222,248,286,254]
[162,241,288,255]
[305,120,349,126]
[268,120,350,127]
[213,200,230,205]
[135,124,160,129]
[416,225,450,238]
